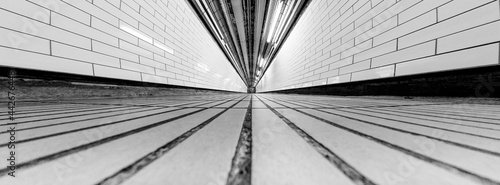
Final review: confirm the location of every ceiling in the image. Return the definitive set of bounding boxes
[186,0,311,88]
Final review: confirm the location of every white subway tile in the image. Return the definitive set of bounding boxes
[65,0,119,27]
[94,64,141,81]
[373,9,437,47]
[0,46,93,75]
[398,2,500,49]
[351,65,395,81]
[396,43,499,76]
[437,20,500,53]
[119,40,154,58]
[93,0,138,28]
[0,27,50,54]
[0,9,91,50]
[51,12,118,47]
[312,79,328,86]
[121,2,154,29]
[438,0,493,21]
[154,54,175,67]
[372,40,436,68]
[140,56,166,70]
[91,17,137,45]
[92,40,139,63]
[339,59,371,74]
[120,59,155,74]
[28,0,91,25]
[155,69,176,78]
[2,0,51,24]
[169,78,184,86]
[52,42,120,67]
[330,56,353,70]
[138,39,164,56]
[353,40,397,63]
[142,73,168,84]
[398,0,451,24]
[341,39,373,59]
[320,69,340,79]
[105,0,120,8]
[327,73,351,84]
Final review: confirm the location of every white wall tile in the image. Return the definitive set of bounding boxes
[51,12,118,47]
[0,27,50,54]
[28,0,91,25]
[0,46,93,76]
[140,56,166,70]
[52,42,120,67]
[437,20,500,53]
[91,40,139,63]
[1,0,51,24]
[120,59,155,74]
[339,60,371,74]
[398,2,500,49]
[351,65,395,81]
[119,40,154,59]
[372,40,436,68]
[437,0,493,21]
[396,43,499,76]
[94,64,142,81]
[0,9,92,50]
[257,0,500,92]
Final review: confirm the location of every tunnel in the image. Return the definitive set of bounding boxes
[1,0,500,184]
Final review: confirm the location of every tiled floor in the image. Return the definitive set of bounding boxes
[1,94,499,185]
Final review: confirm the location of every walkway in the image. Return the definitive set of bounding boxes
[1,94,499,185]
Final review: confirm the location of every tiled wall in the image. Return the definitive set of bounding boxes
[257,0,500,92]
[0,0,246,92]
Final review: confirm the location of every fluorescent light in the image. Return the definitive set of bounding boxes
[273,2,292,43]
[153,40,174,54]
[119,23,153,44]
[266,1,283,42]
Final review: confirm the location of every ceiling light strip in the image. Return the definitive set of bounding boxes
[266,0,283,42]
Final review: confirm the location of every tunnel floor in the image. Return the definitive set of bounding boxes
[1,94,499,185]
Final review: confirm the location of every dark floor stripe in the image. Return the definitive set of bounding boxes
[300,98,500,125]
[226,96,253,185]
[272,97,500,157]
[352,108,500,132]
[390,106,500,121]
[292,99,500,137]
[260,96,500,185]
[0,104,103,115]
[0,99,222,126]
[96,96,247,185]
[256,96,378,185]
[0,96,244,177]
[289,100,500,139]
[0,107,161,134]
[0,99,227,147]
[377,107,500,124]
[59,100,203,108]
[0,106,131,122]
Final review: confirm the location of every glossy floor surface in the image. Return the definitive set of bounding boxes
[1,94,499,185]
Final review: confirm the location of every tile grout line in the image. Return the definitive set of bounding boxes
[0,98,230,147]
[255,95,378,185]
[0,99,222,126]
[226,95,253,185]
[261,95,500,185]
[0,96,244,177]
[284,98,500,132]
[271,97,500,157]
[95,96,247,185]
